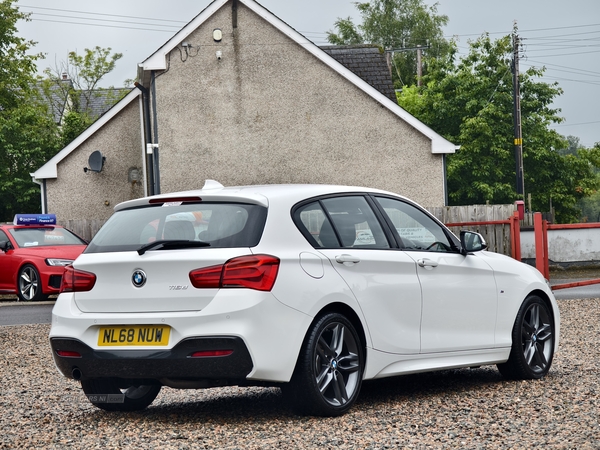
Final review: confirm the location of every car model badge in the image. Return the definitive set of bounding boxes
[132,269,147,288]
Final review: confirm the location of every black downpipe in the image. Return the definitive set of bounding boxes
[134,82,155,196]
[42,179,48,214]
[443,154,448,206]
[150,71,161,195]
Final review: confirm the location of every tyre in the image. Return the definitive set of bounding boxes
[81,378,161,411]
[286,312,364,416]
[17,264,47,301]
[497,295,555,380]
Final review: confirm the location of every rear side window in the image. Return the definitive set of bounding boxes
[294,196,390,249]
[85,203,267,253]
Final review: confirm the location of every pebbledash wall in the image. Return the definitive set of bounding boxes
[33,0,457,223]
[153,3,444,204]
[43,96,145,220]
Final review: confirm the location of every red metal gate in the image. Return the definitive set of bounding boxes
[533,212,600,290]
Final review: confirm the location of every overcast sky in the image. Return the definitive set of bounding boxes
[15,0,600,147]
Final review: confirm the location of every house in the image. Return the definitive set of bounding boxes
[38,75,130,126]
[32,0,457,224]
[321,45,397,102]
[38,77,73,125]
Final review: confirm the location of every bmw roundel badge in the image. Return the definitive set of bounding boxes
[132,269,147,288]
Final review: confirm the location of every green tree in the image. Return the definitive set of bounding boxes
[327,0,450,87]
[398,34,600,223]
[41,46,126,147]
[0,0,41,109]
[576,142,600,221]
[558,135,585,157]
[0,98,60,219]
[0,0,60,220]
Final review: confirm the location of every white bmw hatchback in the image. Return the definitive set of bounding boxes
[50,181,559,416]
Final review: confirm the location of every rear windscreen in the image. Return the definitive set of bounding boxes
[84,202,267,253]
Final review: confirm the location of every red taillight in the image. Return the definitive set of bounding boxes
[61,266,96,293]
[56,350,81,358]
[189,350,233,358]
[189,254,279,291]
[189,264,223,289]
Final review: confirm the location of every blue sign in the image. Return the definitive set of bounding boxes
[13,214,57,226]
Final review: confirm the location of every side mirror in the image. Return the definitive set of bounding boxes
[0,240,12,252]
[460,231,487,255]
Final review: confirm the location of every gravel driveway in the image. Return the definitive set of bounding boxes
[1,298,598,449]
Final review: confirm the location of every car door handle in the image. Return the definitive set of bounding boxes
[417,258,438,268]
[335,254,361,265]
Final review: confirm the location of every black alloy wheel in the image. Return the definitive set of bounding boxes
[286,312,364,416]
[498,295,555,380]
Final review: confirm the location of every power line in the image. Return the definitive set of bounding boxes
[20,6,330,41]
[532,75,600,86]
[18,4,187,24]
[526,59,600,76]
[31,12,182,29]
[444,23,600,40]
[522,65,600,81]
[31,18,178,33]
[524,30,600,40]
[525,49,600,58]
[554,120,600,127]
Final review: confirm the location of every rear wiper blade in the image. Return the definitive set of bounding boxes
[137,240,210,255]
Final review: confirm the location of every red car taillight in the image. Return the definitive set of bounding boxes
[190,350,233,358]
[189,254,279,291]
[61,266,97,293]
[56,350,82,358]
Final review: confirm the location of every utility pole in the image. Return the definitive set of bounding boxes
[416,45,423,86]
[385,43,430,87]
[512,22,525,198]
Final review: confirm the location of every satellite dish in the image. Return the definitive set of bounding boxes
[85,151,105,173]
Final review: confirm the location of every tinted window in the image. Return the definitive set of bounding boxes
[375,197,454,252]
[295,202,330,247]
[8,227,86,247]
[85,203,267,253]
[295,196,390,249]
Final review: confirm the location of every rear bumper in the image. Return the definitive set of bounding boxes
[50,336,253,382]
[50,290,313,382]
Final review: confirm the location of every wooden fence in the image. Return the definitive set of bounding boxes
[61,204,527,257]
[426,204,527,256]
[59,219,107,242]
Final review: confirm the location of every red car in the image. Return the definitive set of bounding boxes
[0,214,87,301]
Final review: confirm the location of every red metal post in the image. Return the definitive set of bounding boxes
[512,211,521,261]
[509,214,516,258]
[534,212,543,276]
[542,218,549,279]
[534,212,549,279]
